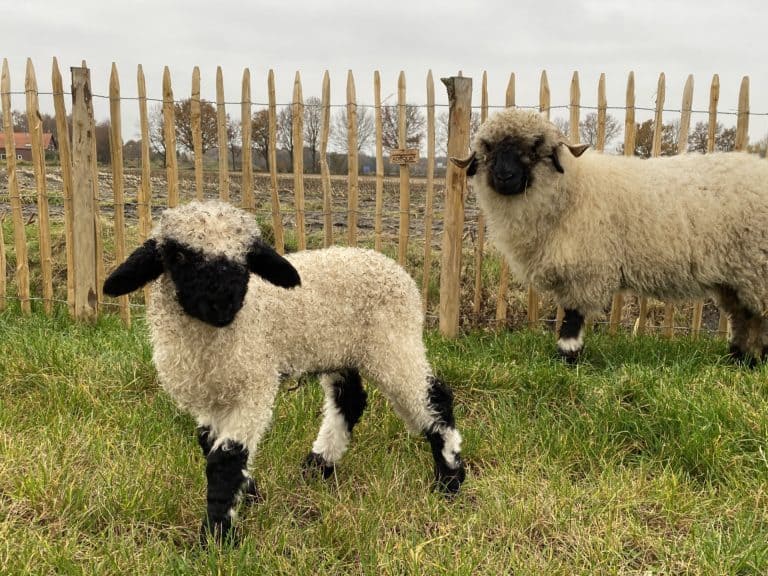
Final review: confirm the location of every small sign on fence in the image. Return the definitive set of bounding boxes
[389,148,419,165]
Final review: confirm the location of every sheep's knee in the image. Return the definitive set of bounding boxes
[557,309,585,364]
[200,439,252,546]
[304,369,367,479]
[423,377,466,495]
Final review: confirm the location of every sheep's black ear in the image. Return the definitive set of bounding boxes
[103,239,164,296]
[246,240,301,289]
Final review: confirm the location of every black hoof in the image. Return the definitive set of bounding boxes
[302,452,335,480]
[557,347,581,365]
[199,516,238,548]
[727,344,758,368]
[434,457,466,496]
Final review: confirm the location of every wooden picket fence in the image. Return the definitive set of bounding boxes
[0,58,759,338]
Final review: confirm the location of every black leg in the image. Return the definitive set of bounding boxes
[200,440,249,546]
[198,425,261,505]
[557,308,585,364]
[424,377,466,495]
[717,286,760,367]
[197,425,214,457]
[304,369,367,478]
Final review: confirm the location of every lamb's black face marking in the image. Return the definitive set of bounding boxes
[163,239,250,328]
[483,137,537,197]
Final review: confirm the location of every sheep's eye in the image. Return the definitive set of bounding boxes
[175,252,186,264]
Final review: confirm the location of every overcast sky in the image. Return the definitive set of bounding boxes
[3,0,767,145]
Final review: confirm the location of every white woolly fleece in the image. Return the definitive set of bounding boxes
[146,202,439,453]
[471,109,768,320]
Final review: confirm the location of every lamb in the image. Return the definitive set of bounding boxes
[451,107,768,364]
[103,200,466,544]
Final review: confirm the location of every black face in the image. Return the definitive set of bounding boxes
[484,137,534,196]
[163,239,250,327]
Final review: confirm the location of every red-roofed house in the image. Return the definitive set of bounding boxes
[0,133,58,161]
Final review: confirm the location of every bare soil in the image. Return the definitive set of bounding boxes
[0,165,723,335]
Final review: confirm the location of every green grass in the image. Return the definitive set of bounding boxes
[2,305,768,574]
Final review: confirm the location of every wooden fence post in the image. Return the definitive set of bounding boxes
[320,71,333,247]
[472,71,488,321]
[397,71,410,266]
[421,70,436,313]
[347,71,359,247]
[374,71,384,252]
[596,73,607,152]
[52,58,75,315]
[216,66,230,201]
[439,76,472,338]
[137,65,153,306]
[25,59,53,314]
[109,63,130,325]
[162,67,179,208]
[192,67,204,201]
[241,68,253,212]
[292,71,306,250]
[267,70,285,254]
[70,66,98,321]
[2,59,31,315]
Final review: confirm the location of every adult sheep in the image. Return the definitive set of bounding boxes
[103,200,465,544]
[451,107,768,364]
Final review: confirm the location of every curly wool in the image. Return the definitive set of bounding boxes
[104,200,466,541]
[149,244,435,448]
[471,109,768,316]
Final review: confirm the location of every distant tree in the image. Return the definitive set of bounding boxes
[552,116,569,137]
[149,99,227,162]
[227,119,241,171]
[95,119,112,164]
[277,106,294,170]
[0,109,59,134]
[436,111,481,157]
[250,109,270,170]
[617,119,678,157]
[12,110,28,132]
[304,96,323,173]
[381,103,425,151]
[173,98,218,156]
[687,121,738,153]
[123,139,142,164]
[148,104,166,156]
[580,113,621,148]
[331,105,375,154]
[552,113,621,149]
